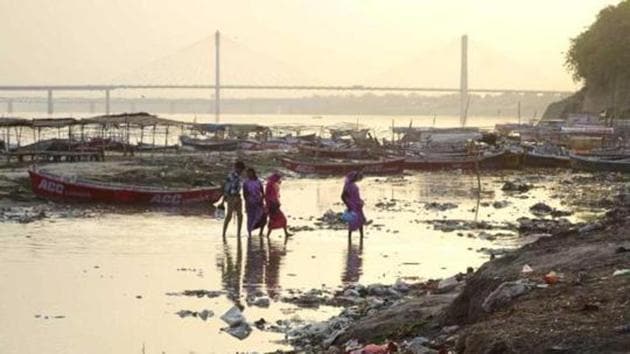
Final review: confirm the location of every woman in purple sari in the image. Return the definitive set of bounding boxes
[243,168,267,237]
[341,171,366,239]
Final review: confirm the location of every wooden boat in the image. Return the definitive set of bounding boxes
[281,157,404,175]
[570,154,630,173]
[28,167,222,205]
[297,144,367,159]
[522,152,571,168]
[136,143,179,152]
[404,150,521,171]
[179,136,239,151]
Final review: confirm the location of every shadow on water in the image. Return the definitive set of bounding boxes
[342,236,364,284]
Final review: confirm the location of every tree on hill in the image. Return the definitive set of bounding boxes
[566,0,630,116]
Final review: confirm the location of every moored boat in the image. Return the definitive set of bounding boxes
[179,136,239,151]
[404,150,521,171]
[281,157,404,175]
[297,144,368,159]
[570,154,630,173]
[28,167,222,205]
[522,152,571,168]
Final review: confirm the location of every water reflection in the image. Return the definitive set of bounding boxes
[342,236,363,284]
[215,235,287,305]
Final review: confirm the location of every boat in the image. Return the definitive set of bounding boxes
[179,136,239,151]
[570,154,630,173]
[522,145,571,168]
[135,143,180,152]
[281,157,404,175]
[404,150,522,171]
[297,144,368,159]
[28,167,222,205]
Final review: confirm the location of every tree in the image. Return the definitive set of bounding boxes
[566,0,630,89]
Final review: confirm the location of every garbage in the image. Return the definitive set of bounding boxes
[176,309,214,321]
[482,280,532,313]
[615,323,630,334]
[220,306,246,327]
[612,269,630,277]
[223,322,252,340]
[349,342,398,354]
[521,264,534,274]
[544,271,560,285]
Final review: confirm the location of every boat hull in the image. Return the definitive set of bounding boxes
[281,158,404,175]
[404,151,522,171]
[29,169,222,205]
[297,145,367,159]
[570,155,630,173]
[179,136,239,151]
[523,152,571,168]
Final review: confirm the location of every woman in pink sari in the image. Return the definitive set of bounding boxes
[341,171,366,239]
[243,168,267,237]
[265,172,292,238]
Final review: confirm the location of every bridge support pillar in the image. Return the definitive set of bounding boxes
[47,89,54,115]
[215,30,221,123]
[105,89,111,115]
[460,35,469,126]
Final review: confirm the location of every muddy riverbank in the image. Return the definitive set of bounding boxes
[282,192,630,354]
[1,156,629,353]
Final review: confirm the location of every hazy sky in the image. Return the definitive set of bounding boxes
[0,0,620,90]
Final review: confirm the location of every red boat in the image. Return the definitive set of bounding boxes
[297,144,368,159]
[281,157,404,175]
[28,168,222,205]
[404,150,522,171]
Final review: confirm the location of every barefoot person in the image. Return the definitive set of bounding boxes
[243,168,267,237]
[265,172,292,238]
[222,161,245,238]
[341,171,366,239]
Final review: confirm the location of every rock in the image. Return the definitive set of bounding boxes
[425,202,458,211]
[492,200,510,209]
[578,222,603,234]
[254,318,267,330]
[530,202,553,215]
[198,309,213,321]
[223,322,252,340]
[252,297,271,308]
[220,306,246,327]
[502,181,531,193]
[343,289,361,297]
[435,276,459,294]
[442,325,460,334]
[482,280,532,313]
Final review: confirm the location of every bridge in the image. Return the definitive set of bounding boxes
[0,33,574,125]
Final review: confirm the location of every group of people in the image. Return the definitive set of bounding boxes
[220,161,367,239]
[221,161,292,239]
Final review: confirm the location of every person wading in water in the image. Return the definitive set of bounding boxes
[341,171,366,240]
[243,167,267,238]
[221,161,245,239]
[264,172,292,238]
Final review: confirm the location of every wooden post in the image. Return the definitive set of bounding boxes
[164,125,170,155]
[151,124,156,158]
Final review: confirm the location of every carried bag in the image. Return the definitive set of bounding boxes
[341,210,357,224]
[214,203,226,219]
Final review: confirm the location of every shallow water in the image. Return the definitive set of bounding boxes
[0,171,588,353]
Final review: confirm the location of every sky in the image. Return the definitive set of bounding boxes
[0,0,621,91]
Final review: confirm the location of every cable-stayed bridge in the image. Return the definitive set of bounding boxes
[0,32,573,124]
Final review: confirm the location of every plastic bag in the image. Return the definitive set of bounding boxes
[214,204,226,219]
[341,210,357,224]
